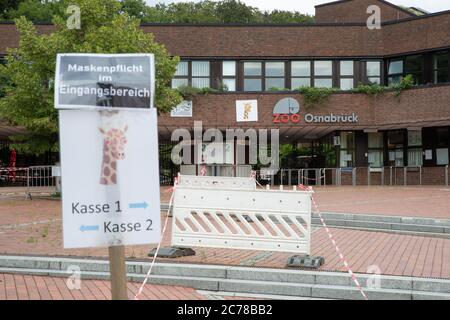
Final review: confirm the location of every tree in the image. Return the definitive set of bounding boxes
[0,0,182,154]
[0,0,23,18]
[3,0,65,21]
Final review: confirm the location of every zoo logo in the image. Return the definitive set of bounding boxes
[272,97,301,124]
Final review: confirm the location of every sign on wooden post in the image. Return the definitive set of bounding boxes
[55,53,160,300]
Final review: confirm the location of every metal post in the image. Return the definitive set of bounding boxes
[288,169,292,186]
[381,167,385,186]
[445,165,448,187]
[367,167,371,186]
[404,167,407,186]
[419,166,422,186]
[352,168,356,186]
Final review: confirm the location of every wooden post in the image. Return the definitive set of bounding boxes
[108,245,128,300]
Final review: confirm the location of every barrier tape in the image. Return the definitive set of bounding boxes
[298,184,369,300]
[134,178,177,300]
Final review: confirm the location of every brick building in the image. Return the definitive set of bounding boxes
[0,0,449,185]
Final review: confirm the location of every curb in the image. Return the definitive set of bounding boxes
[0,255,449,300]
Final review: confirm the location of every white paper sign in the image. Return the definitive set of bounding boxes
[59,109,161,248]
[171,100,193,117]
[236,100,258,122]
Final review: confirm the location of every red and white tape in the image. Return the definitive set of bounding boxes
[298,184,369,300]
[134,177,178,300]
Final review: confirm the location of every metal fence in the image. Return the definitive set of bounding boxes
[254,165,449,187]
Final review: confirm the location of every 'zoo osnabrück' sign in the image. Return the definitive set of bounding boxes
[55,53,155,111]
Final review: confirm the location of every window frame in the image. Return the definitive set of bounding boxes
[222,60,237,92]
[339,60,355,90]
[290,60,312,89]
[313,60,333,88]
[171,60,211,89]
[339,131,355,168]
[364,60,382,85]
[433,51,450,84]
[367,132,384,168]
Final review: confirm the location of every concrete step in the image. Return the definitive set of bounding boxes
[311,213,450,237]
[0,255,449,300]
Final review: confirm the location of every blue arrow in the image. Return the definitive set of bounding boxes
[129,202,148,209]
[80,225,99,232]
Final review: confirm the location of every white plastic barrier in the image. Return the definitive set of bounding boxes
[172,186,312,254]
[178,175,256,190]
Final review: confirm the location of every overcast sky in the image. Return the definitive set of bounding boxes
[145,0,449,15]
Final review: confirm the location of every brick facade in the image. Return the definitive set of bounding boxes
[315,0,414,24]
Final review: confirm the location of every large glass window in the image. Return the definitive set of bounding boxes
[171,61,189,88]
[404,55,424,85]
[368,133,383,168]
[222,61,236,91]
[433,52,449,84]
[265,62,285,90]
[191,61,210,88]
[314,61,333,88]
[291,61,311,89]
[171,61,210,89]
[387,130,404,167]
[339,61,354,90]
[388,59,403,85]
[407,130,422,166]
[366,61,381,85]
[436,128,449,165]
[340,132,355,167]
[244,62,262,91]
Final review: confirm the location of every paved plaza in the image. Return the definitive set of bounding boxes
[0,185,449,281]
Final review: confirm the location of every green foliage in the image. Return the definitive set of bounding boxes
[1,0,314,24]
[267,87,290,92]
[176,85,221,99]
[3,0,65,21]
[297,86,339,107]
[391,74,414,96]
[0,0,22,18]
[0,0,182,155]
[352,83,386,96]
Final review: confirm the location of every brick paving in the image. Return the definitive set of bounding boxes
[0,185,449,280]
[0,273,207,300]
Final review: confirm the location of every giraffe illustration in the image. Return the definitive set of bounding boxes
[243,103,252,120]
[98,125,128,185]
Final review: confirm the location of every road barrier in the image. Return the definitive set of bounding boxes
[171,185,312,254]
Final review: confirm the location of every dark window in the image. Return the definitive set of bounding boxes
[387,130,404,167]
[433,52,449,84]
[368,133,383,168]
[404,55,424,85]
[407,130,422,166]
[388,59,403,85]
[339,132,355,167]
[171,61,211,89]
[435,128,449,165]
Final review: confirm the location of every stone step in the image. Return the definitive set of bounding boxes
[0,255,449,297]
[1,266,449,300]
